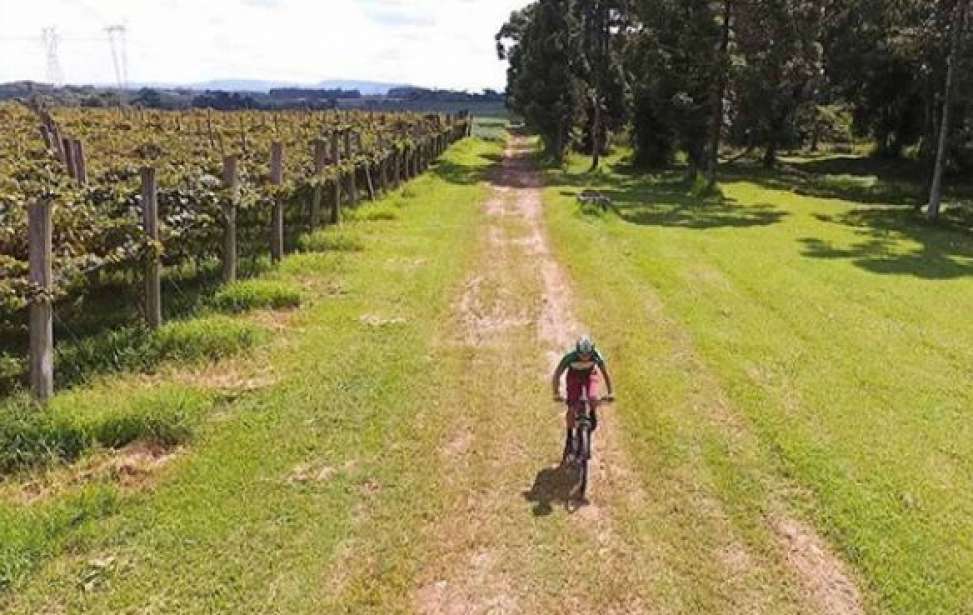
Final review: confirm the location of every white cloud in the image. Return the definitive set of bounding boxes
[0,0,528,90]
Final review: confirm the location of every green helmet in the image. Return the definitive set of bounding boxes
[576,336,595,355]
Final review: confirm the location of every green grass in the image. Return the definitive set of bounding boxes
[0,137,498,612]
[544,149,973,613]
[344,202,400,222]
[298,227,365,253]
[473,116,510,141]
[211,280,302,314]
[0,384,213,472]
[53,316,263,389]
[150,316,264,362]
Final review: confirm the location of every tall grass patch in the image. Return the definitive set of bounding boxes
[212,280,302,313]
[299,227,365,253]
[0,384,212,473]
[151,316,263,363]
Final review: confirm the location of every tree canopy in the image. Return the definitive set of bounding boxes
[497,0,973,215]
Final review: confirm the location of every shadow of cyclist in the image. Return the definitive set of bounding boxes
[522,463,583,516]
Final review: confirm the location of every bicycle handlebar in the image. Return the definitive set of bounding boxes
[555,395,615,403]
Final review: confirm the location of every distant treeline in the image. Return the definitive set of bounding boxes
[0,81,505,113]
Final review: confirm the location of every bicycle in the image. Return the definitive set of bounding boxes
[557,392,614,501]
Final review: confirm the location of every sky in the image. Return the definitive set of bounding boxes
[0,0,529,90]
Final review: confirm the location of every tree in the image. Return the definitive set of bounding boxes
[705,0,733,187]
[626,0,723,177]
[498,0,627,165]
[579,0,628,170]
[731,0,824,168]
[928,0,970,220]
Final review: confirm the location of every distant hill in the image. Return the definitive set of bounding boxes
[0,80,507,117]
[163,79,410,95]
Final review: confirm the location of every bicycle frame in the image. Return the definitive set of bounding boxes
[560,392,612,501]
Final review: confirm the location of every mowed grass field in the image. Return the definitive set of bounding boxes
[544,150,973,613]
[0,138,497,612]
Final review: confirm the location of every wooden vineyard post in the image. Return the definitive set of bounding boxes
[343,131,358,205]
[378,149,390,193]
[270,142,284,264]
[396,147,404,186]
[348,165,359,205]
[38,126,54,150]
[332,178,343,225]
[330,132,342,224]
[73,140,88,185]
[28,199,54,403]
[365,163,376,201]
[50,124,65,163]
[330,132,341,164]
[206,109,215,147]
[62,137,77,181]
[141,167,162,329]
[240,116,249,155]
[222,155,239,284]
[311,139,327,229]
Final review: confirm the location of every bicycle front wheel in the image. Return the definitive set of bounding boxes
[577,426,590,499]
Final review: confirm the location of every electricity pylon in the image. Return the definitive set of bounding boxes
[105,25,129,91]
[41,27,65,86]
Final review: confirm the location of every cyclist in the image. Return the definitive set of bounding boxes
[552,336,614,456]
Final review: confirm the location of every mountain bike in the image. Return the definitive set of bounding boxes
[558,392,614,501]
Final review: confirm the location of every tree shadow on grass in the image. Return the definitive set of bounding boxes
[723,158,922,208]
[800,207,973,279]
[431,156,494,186]
[523,463,583,516]
[558,166,790,230]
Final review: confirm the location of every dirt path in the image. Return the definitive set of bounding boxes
[410,136,666,613]
[410,135,863,614]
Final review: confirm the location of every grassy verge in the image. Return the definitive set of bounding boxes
[0,136,498,612]
[473,116,510,142]
[543,150,973,612]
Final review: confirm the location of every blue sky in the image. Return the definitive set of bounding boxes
[0,0,529,90]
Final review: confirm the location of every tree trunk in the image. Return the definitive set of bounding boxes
[706,0,733,189]
[928,0,969,220]
[763,139,778,168]
[589,91,602,171]
[810,110,821,152]
[587,2,609,172]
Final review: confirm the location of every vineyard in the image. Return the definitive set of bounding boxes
[0,102,472,397]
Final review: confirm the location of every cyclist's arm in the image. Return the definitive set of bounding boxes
[552,355,571,397]
[598,361,614,397]
[552,366,566,398]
